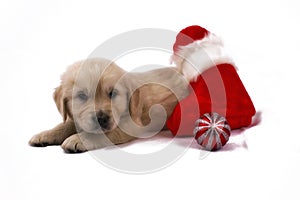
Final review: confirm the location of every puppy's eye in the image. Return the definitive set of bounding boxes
[77,91,88,101]
[108,89,118,99]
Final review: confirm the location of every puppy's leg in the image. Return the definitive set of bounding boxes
[61,128,136,153]
[29,119,77,147]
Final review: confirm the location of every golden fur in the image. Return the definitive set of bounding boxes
[29,58,189,153]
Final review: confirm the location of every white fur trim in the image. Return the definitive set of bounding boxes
[172,33,236,82]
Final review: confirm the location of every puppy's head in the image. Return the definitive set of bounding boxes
[54,58,141,134]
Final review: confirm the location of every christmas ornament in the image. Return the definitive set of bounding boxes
[194,113,231,151]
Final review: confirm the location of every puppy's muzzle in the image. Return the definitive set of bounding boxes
[96,111,110,130]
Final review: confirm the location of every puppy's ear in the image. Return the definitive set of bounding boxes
[129,88,143,126]
[53,85,71,122]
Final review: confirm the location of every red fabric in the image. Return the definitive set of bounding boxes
[173,25,209,53]
[166,63,256,136]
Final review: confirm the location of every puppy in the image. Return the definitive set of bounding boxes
[29,58,189,153]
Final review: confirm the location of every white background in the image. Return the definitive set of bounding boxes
[1,0,300,199]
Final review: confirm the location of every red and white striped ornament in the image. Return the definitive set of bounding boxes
[194,113,231,151]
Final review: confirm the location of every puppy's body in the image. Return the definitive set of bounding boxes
[29,58,189,153]
[129,68,189,128]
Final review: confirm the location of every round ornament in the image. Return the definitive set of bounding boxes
[194,113,231,151]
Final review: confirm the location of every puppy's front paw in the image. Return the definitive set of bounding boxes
[29,131,60,147]
[61,134,87,153]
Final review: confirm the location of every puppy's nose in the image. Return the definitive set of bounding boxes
[96,111,110,130]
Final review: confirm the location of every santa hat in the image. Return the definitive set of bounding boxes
[166,25,256,136]
[171,25,234,81]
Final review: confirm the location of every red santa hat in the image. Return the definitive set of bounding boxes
[166,25,256,136]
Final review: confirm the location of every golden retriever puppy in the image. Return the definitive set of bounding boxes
[29,58,189,153]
